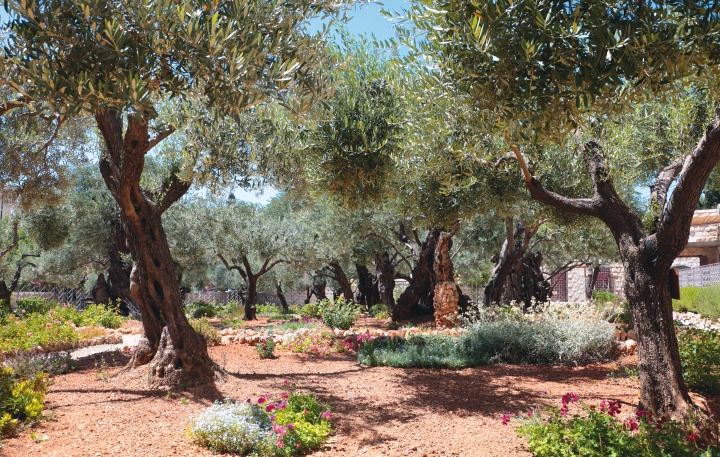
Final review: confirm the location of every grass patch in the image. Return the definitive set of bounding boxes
[673,285,720,320]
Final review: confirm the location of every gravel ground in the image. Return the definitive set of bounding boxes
[69,334,141,360]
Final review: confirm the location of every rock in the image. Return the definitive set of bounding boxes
[623,339,637,355]
[625,329,636,341]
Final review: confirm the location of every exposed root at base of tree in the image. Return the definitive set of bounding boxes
[146,327,219,388]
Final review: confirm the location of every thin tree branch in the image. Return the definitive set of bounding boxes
[142,126,176,154]
[650,158,683,209]
[157,174,192,214]
[216,251,248,282]
[366,233,413,272]
[450,233,472,261]
[0,221,19,262]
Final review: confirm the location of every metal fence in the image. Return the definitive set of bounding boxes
[14,285,92,308]
[678,263,720,288]
[182,289,308,307]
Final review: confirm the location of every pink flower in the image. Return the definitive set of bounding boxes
[287,423,295,430]
[281,393,289,399]
[257,397,266,404]
[625,419,639,431]
[320,411,332,420]
[276,437,285,448]
[270,414,276,421]
[283,380,289,385]
[561,392,579,405]
[246,398,251,403]
[501,412,511,426]
[303,410,308,415]
[559,406,568,417]
[266,404,275,412]
[46,323,52,328]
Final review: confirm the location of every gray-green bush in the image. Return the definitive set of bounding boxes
[359,314,615,368]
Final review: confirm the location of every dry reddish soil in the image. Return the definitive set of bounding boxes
[2,319,718,457]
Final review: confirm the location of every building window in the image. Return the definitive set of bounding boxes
[592,266,614,293]
[550,271,568,302]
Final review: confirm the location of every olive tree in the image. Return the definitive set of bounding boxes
[2,0,348,386]
[407,0,720,418]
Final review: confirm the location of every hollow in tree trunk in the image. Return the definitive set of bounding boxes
[95,109,216,386]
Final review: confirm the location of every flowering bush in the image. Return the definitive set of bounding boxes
[513,394,716,457]
[15,297,55,316]
[299,302,322,319]
[281,329,349,355]
[256,339,276,359]
[0,312,79,356]
[0,367,47,439]
[317,297,361,330]
[190,400,274,454]
[190,391,333,456]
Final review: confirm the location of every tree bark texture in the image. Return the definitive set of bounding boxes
[276,281,289,312]
[392,227,440,321]
[355,263,379,309]
[94,109,215,387]
[433,224,460,327]
[375,251,395,308]
[520,122,720,418]
[500,251,551,310]
[585,265,602,300]
[484,218,545,308]
[312,277,327,301]
[329,262,354,301]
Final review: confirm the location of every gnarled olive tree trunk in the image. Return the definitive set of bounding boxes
[392,226,440,321]
[328,262,354,301]
[500,251,551,311]
[95,110,216,386]
[521,126,720,418]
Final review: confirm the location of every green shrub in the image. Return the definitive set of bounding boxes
[359,314,615,368]
[592,290,618,305]
[0,300,11,324]
[318,297,361,330]
[678,329,720,395]
[187,301,218,319]
[3,352,74,378]
[0,367,47,439]
[369,304,390,319]
[189,318,221,346]
[299,302,322,319]
[15,297,55,316]
[255,339,276,359]
[190,393,333,456]
[515,394,713,457]
[272,393,333,455]
[674,286,701,313]
[266,318,320,333]
[81,303,125,329]
[257,303,291,316]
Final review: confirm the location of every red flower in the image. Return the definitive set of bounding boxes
[687,432,700,442]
